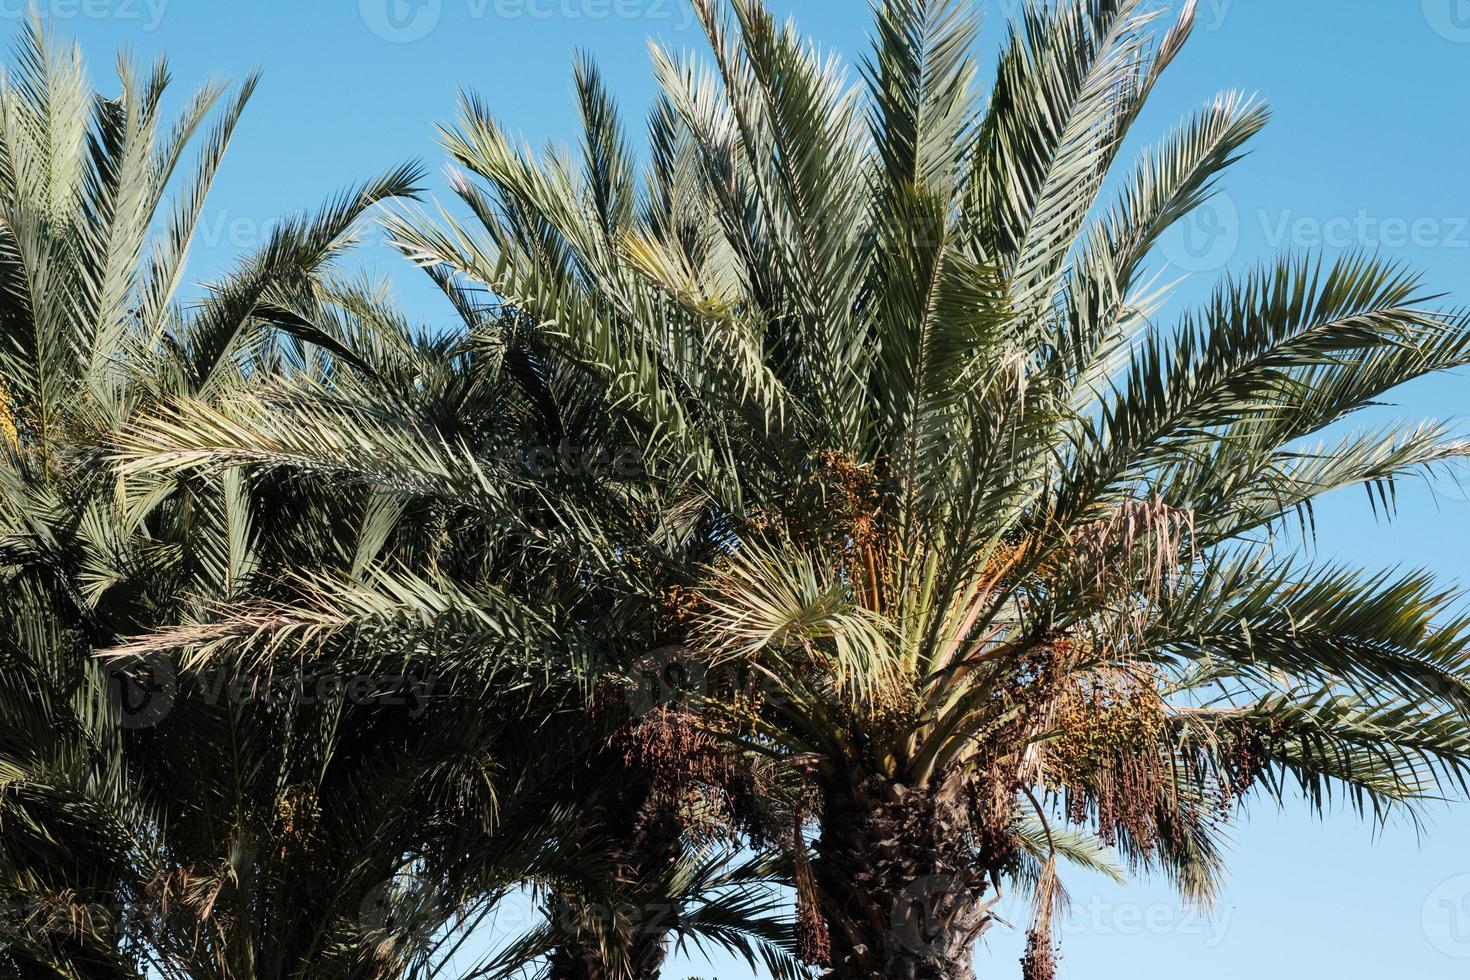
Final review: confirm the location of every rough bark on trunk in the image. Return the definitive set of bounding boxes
[814,774,998,980]
[547,939,610,980]
[546,933,666,980]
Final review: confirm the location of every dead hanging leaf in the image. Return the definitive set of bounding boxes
[1021,856,1059,980]
[1069,495,1195,601]
[792,823,831,967]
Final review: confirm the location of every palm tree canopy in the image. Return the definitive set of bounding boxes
[0,21,567,978]
[372,0,1470,907]
[104,1,1470,977]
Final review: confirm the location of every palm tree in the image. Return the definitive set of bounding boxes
[359,0,1470,977]
[0,22,483,977]
[109,276,813,979]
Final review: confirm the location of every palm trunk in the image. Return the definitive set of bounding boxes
[813,774,999,980]
[547,947,608,980]
[547,752,677,980]
[546,928,667,980]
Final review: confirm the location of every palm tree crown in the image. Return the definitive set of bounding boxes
[376,1,1470,976]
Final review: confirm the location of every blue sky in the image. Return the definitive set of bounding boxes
[16,1,1470,976]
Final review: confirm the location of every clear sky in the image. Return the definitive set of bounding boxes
[16,1,1470,977]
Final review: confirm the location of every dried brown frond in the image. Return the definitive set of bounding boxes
[792,824,830,967]
[1068,495,1195,604]
[21,888,114,940]
[1021,857,1059,980]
